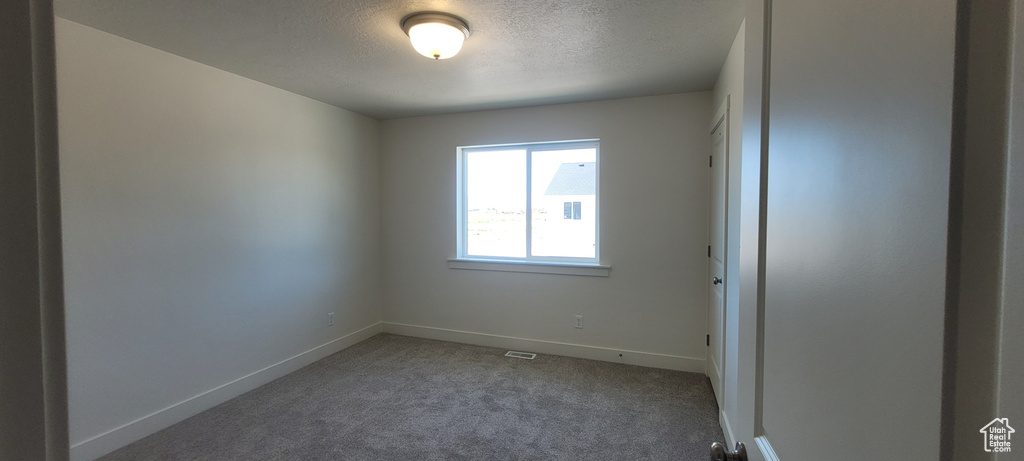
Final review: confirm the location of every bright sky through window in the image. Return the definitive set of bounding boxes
[460,141,598,263]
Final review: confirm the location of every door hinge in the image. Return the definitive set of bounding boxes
[708,245,711,258]
[709,155,713,167]
[707,334,710,346]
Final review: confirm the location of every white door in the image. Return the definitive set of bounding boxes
[747,1,957,460]
[707,101,728,406]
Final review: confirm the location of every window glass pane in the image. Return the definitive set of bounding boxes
[466,149,526,257]
[531,148,597,258]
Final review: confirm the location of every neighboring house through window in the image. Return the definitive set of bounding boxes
[456,140,599,264]
[548,162,594,221]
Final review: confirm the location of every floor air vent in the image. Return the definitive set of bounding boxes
[505,351,537,360]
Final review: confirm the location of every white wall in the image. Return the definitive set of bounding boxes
[380,94,711,369]
[56,19,382,460]
[758,0,954,459]
[727,3,1017,460]
[711,21,744,444]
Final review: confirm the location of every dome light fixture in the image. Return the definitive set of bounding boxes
[401,12,470,60]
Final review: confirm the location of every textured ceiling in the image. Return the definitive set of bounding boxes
[54,0,744,119]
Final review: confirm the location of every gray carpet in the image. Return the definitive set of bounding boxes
[100,334,723,460]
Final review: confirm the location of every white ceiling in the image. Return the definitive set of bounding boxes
[54,0,744,120]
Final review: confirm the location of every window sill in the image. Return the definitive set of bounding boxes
[447,258,611,277]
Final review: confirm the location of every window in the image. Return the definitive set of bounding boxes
[563,202,582,220]
[456,140,599,265]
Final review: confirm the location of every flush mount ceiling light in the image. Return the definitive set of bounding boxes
[401,12,470,60]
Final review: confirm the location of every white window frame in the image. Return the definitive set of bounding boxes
[453,139,607,275]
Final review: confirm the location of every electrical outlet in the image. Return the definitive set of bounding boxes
[574,315,583,329]
[328,312,335,326]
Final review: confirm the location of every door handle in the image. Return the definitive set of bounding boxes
[712,277,722,285]
[710,442,747,461]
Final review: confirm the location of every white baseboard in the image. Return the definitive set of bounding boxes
[381,322,704,373]
[755,435,781,461]
[721,409,736,447]
[70,322,383,461]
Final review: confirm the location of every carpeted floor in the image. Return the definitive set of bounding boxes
[100,334,723,460]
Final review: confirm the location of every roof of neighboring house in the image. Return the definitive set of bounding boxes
[544,162,596,196]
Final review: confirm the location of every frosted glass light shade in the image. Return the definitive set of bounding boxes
[402,12,470,60]
[409,23,465,59]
